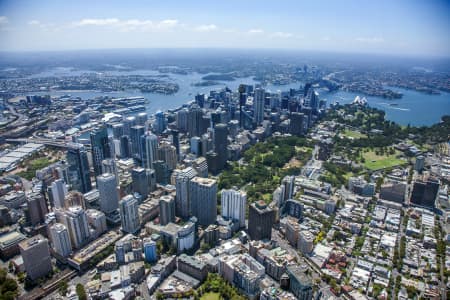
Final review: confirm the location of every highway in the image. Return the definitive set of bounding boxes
[6,138,90,149]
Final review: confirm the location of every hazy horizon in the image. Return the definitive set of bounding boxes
[1,47,450,59]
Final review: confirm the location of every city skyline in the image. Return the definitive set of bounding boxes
[0,1,449,299]
[0,0,448,57]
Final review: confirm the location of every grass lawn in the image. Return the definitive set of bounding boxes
[295,146,311,152]
[200,292,221,300]
[29,157,52,169]
[17,157,52,180]
[362,150,406,170]
[262,193,272,203]
[343,172,355,181]
[341,129,367,139]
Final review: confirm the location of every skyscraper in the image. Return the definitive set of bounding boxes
[63,206,91,249]
[66,143,92,193]
[123,116,136,137]
[176,108,189,132]
[101,158,119,184]
[206,151,220,175]
[410,177,440,209]
[253,87,265,125]
[26,192,48,226]
[193,157,208,178]
[304,87,319,112]
[221,188,247,228]
[131,167,155,198]
[119,195,140,234]
[90,126,111,176]
[136,112,148,127]
[289,112,306,136]
[51,179,68,209]
[112,123,124,139]
[190,177,218,227]
[159,195,175,225]
[201,133,212,156]
[19,235,52,281]
[281,175,295,205]
[175,167,197,219]
[153,160,170,185]
[238,84,247,128]
[195,93,205,108]
[211,111,222,128]
[143,238,157,263]
[190,136,202,157]
[158,142,177,170]
[213,123,228,170]
[97,173,119,214]
[64,191,85,209]
[141,132,158,169]
[49,223,72,257]
[85,209,107,238]
[248,201,275,241]
[153,111,167,134]
[171,129,180,159]
[119,135,132,159]
[188,105,203,137]
[415,155,425,173]
[130,125,145,159]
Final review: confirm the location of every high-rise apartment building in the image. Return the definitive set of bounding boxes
[63,206,90,249]
[221,188,246,228]
[141,132,158,169]
[192,157,208,178]
[143,238,157,263]
[97,173,119,214]
[190,177,218,226]
[119,195,140,234]
[49,223,72,257]
[158,142,177,170]
[51,179,68,209]
[19,235,52,280]
[26,192,48,226]
[159,195,175,226]
[175,167,197,219]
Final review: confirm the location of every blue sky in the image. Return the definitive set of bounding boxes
[0,0,448,56]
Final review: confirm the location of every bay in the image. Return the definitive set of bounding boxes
[29,69,449,126]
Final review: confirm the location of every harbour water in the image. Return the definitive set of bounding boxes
[321,87,450,126]
[30,69,450,126]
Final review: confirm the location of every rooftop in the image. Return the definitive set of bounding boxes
[178,254,206,270]
[0,231,26,249]
[19,234,47,250]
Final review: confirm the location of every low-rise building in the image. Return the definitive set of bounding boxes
[177,253,208,282]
